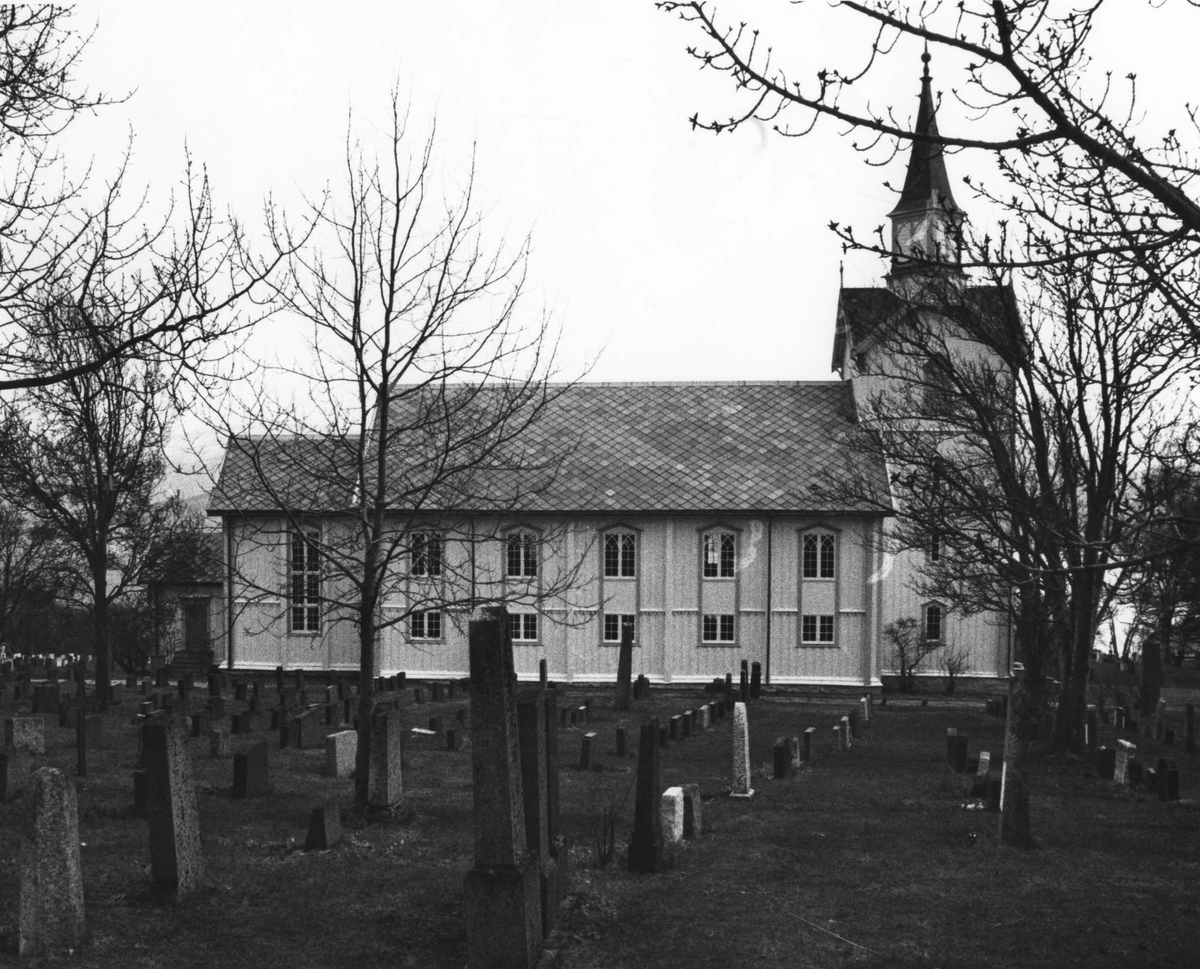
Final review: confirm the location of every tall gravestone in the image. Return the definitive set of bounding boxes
[749,661,762,700]
[731,702,754,797]
[517,688,561,938]
[628,718,666,873]
[463,607,541,969]
[19,768,85,957]
[613,619,635,712]
[369,709,403,809]
[143,722,203,898]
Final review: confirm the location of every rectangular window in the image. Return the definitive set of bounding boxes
[603,613,636,643]
[702,613,735,643]
[603,533,636,578]
[289,527,321,633]
[801,614,835,643]
[803,533,836,579]
[509,613,539,642]
[703,532,735,578]
[924,604,943,642]
[506,532,538,578]
[411,532,442,577]
[410,610,442,640]
[929,532,941,563]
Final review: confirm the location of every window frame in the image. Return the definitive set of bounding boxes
[410,531,443,578]
[801,613,836,644]
[508,612,540,643]
[602,613,636,644]
[702,531,737,579]
[289,525,322,634]
[410,609,443,641]
[801,531,837,580]
[701,612,736,644]
[603,531,637,579]
[923,602,945,643]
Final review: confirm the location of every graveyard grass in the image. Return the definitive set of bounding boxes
[1,664,1199,967]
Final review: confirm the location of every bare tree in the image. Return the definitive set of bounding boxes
[0,305,181,708]
[210,98,585,813]
[884,616,942,693]
[0,501,68,651]
[0,7,294,392]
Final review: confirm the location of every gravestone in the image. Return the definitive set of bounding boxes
[1096,746,1116,780]
[681,783,702,839]
[615,727,627,758]
[949,734,969,773]
[369,711,403,809]
[660,786,684,846]
[731,702,754,798]
[749,661,762,700]
[668,715,682,741]
[860,695,871,723]
[613,619,634,712]
[681,710,693,739]
[0,749,30,802]
[628,719,667,873]
[326,730,357,778]
[789,736,802,770]
[18,768,85,957]
[1154,698,1168,740]
[143,722,203,898]
[303,802,342,851]
[738,661,749,703]
[946,728,959,766]
[1157,757,1180,801]
[517,688,559,939]
[6,716,45,754]
[232,742,270,798]
[293,707,324,749]
[463,607,541,968]
[839,715,852,750]
[697,705,711,730]
[773,737,793,779]
[431,683,444,702]
[1114,740,1136,785]
[1085,705,1099,752]
[209,728,230,758]
[976,751,991,775]
[802,726,815,764]
[579,732,597,770]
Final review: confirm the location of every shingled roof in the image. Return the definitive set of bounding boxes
[209,381,889,516]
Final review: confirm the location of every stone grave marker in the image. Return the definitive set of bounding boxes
[731,702,754,798]
[517,688,559,939]
[668,715,682,740]
[802,726,815,764]
[789,736,802,770]
[325,730,358,778]
[1157,757,1180,801]
[977,751,991,775]
[660,786,684,846]
[749,661,762,700]
[949,734,969,773]
[303,802,342,851]
[19,768,85,958]
[840,715,852,750]
[232,742,270,798]
[6,715,45,754]
[209,728,231,758]
[143,722,203,898]
[628,719,667,873]
[1,749,30,802]
[615,726,627,757]
[681,783,702,839]
[463,607,541,968]
[773,737,793,779]
[293,707,324,749]
[1085,705,1099,751]
[369,710,403,809]
[579,732,597,770]
[1114,739,1136,785]
[697,705,711,730]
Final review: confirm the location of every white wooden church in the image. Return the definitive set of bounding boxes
[208,60,1011,688]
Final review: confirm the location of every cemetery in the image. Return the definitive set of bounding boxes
[0,636,1198,968]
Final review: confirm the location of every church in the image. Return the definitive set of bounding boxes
[207,58,1011,688]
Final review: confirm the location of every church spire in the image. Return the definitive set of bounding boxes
[887,51,963,280]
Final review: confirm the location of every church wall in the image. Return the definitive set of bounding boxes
[222,510,890,685]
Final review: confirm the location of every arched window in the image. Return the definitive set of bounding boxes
[802,532,836,579]
[923,602,944,643]
[603,532,636,578]
[506,531,538,578]
[703,531,736,578]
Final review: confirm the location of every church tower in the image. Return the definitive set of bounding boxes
[887,52,964,286]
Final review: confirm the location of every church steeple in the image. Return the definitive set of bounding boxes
[888,52,963,281]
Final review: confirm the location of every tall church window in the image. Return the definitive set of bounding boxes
[923,602,944,643]
[603,532,636,578]
[802,533,836,579]
[411,532,442,577]
[506,532,538,578]
[703,532,736,578]
[289,526,321,633]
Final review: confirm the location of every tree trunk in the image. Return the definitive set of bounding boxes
[92,557,111,710]
[999,669,1034,848]
[353,608,378,813]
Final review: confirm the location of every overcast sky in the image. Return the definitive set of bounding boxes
[64,2,1189,482]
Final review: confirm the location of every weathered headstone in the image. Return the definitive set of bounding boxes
[949,734,969,773]
[1114,739,1136,785]
[463,607,541,968]
[739,660,749,703]
[613,619,634,712]
[660,786,684,845]
[369,710,403,809]
[6,715,45,754]
[839,715,852,750]
[749,661,762,700]
[802,726,815,764]
[517,688,561,939]
[681,783,702,839]
[232,742,270,798]
[976,751,991,775]
[143,722,203,898]
[19,768,85,957]
[0,749,30,802]
[615,726,627,757]
[697,705,711,730]
[731,702,754,798]
[326,729,357,778]
[303,802,342,851]
[628,718,667,873]
[1157,757,1180,801]
[1096,746,1116,780]
[772,737,793,779]
[1085,704,1099,751]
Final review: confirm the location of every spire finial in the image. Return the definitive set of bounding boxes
[921,46,931,79]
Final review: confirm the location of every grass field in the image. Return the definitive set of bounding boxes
[0,668,1198,968]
